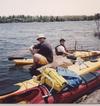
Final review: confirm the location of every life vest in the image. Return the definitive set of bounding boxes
[55,45,68,55]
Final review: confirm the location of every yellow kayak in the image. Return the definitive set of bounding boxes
[74,51,100,58]
[13,59,34,65]
[12,51,100,65]
[68,58,100,75]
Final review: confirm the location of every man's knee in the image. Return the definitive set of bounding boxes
[33,53,48,65]
[33,54,41,63]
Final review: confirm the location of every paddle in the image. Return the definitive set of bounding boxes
[8,56,26,61]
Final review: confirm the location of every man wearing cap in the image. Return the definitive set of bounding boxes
[55,38,76,61]
[55,38,69,56]
[29,34,53,69]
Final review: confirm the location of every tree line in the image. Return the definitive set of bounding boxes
[0,15,96,23]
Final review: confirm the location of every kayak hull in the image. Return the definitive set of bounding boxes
[0,71,100,103]
[54,73,100,103]
[0,79,39,101]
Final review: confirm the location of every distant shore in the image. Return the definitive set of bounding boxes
[0,15,95,23]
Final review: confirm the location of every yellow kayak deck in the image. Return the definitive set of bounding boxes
[68,58,100,75]
[0,79,39,100]
[13,59,34,65]
[12,51,100,65]
[74,51,100,58]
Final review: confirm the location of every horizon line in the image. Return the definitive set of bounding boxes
[0,14,97,17]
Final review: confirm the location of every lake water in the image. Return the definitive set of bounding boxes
[0,21,100,88]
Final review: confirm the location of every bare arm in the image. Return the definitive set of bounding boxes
[29,45,39,55]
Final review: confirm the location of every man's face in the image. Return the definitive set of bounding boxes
[60,41,65,45]
[37,38,45,43]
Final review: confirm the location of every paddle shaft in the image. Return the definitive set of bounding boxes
[8,57,26,61]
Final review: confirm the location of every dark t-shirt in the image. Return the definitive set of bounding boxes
[34,41,53,63]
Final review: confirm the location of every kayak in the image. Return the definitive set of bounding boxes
[0,85,53,103]
[0,67,68,102]
[11,51,100,65]
[53,70,100,103]
[0,70,100,103]
[13,59,33,65]
[68,58,100,75]
[24,70,100,103]
[74,51,100,59]
[0,78,39,102]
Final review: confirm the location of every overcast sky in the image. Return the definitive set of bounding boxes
[0,0,100,16]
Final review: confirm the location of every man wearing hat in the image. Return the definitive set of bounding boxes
[29,34,53,69]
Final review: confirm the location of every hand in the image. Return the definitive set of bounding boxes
[33,49,40,54]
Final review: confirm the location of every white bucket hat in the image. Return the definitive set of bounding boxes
[37,34,46,40]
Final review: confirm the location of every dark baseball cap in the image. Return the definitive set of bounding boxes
[60,38,66,42]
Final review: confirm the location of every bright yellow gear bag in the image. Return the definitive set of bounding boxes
[37,68,67,92]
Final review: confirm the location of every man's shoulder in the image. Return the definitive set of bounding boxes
[42,41,51,46]
[33,43,41,48]
[43,41,49,44]
[56,45,63,48]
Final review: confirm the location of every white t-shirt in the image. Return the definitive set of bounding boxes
[57,45,66,54]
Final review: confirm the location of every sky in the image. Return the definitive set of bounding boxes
[0,0,100,16]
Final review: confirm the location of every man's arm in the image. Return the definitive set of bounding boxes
[57,46,76,60]
[57,46,71,55]
[29,45,39,55]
